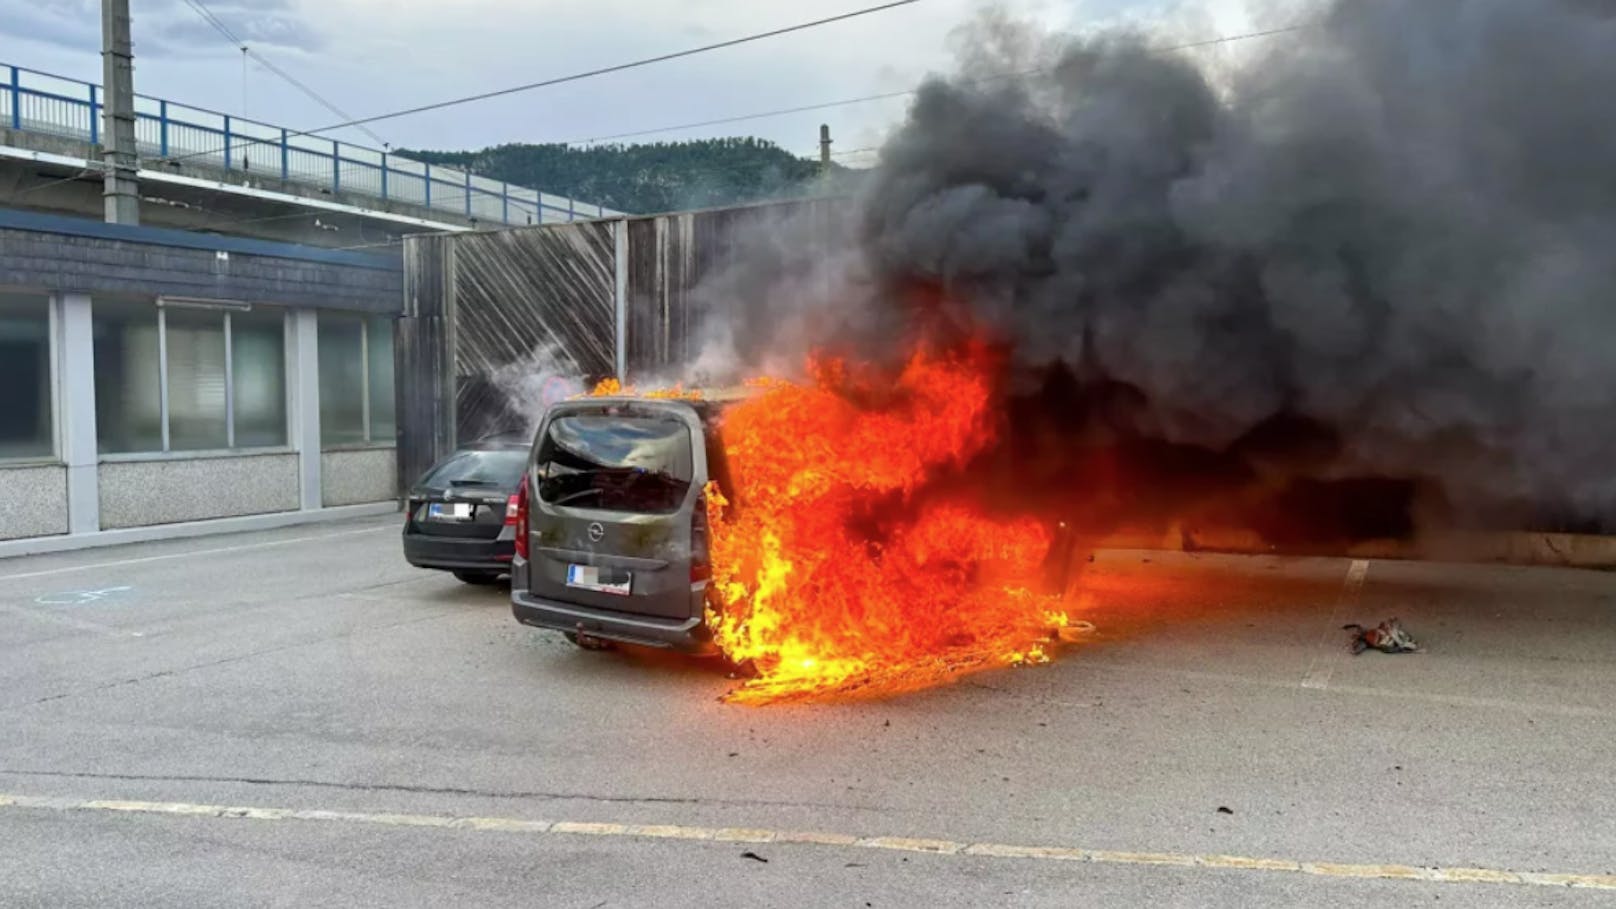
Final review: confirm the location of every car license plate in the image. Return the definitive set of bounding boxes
[567,564,632,596]
[428,502,473,521]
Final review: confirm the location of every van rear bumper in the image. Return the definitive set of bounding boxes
[511,588,715,654]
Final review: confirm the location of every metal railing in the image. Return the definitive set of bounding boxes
[1,61,620,225]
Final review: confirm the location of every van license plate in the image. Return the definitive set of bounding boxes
[567,564,632,596]
[428,503,473,520]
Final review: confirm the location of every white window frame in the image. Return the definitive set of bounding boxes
[98,297,291,460]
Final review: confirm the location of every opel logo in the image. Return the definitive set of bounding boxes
[587,522,605,543]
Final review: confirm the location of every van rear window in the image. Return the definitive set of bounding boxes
[536,415,694,514]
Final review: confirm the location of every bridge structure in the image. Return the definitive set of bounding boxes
[0,59,621,246]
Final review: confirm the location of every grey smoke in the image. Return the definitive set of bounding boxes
[698,0,1616,521]
[491,342,587,437]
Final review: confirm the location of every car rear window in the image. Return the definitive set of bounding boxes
[420,449,528,490]
[536,414,694,514]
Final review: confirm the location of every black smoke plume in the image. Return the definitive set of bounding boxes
[696,0,1616,538]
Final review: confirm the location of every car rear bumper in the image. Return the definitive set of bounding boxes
[510,587,715,654]
[403,533,514,571]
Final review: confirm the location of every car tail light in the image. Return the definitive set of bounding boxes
[690,493,711,583]
[504,493,520,525]
[514,476,530,560]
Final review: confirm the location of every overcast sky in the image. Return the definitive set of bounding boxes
[4,0,1276,162]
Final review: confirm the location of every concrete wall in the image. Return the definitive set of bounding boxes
[0,465,69,541]
[99,454,299,529]
[322,448,399,507]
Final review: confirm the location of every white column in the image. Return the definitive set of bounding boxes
[289,309,322,510]
[59,293,99,534]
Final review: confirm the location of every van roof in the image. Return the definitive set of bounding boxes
[568,385,764,405]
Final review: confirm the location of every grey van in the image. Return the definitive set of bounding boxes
[509,396,736,653]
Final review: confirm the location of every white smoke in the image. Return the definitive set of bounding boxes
[490,342,588,437]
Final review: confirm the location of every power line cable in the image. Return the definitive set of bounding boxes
[9,1,924,204]
[568,90,919,146]
[3,19,1297,229]
[554,25,1304,147]
[179,0,389,147]
[287,0,923,137]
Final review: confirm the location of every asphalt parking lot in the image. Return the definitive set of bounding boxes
[2,516,1614,907]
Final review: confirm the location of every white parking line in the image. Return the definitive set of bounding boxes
[1,793,1611,891]
[1300,559,1369,691]
[0,526,395,583]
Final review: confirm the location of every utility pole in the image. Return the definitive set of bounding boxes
[819,124,832,177]
[101,0,140,224]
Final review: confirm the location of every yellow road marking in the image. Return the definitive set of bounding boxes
[1091,849,1199,867]
[2,792,1611,891]
[858,836,964,855]
[713,827,776,843]
[1198,854,1301,872]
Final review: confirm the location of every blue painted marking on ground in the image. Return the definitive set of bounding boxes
[34,587,135,607]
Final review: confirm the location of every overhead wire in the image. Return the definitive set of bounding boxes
[5,0,926,204]
[178,0,389,147]
[4,18,1299,232]
[553,25,1306,148]
[287,0,924,137]
[356,24,1308,214]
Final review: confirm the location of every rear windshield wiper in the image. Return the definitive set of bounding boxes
[551,488,605,505]
[448,478,499,487]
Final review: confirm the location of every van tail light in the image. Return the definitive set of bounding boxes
[504,493,520,526]
[514,477,530,560]
[690,493,712,583]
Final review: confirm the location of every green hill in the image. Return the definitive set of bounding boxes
[400,137,862,216]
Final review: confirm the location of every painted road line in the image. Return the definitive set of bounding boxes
[1300,558,1370,691]
[0,525,394,583]
[2,793,1613,891]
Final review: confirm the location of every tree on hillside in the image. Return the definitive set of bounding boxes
[400,137,865,215]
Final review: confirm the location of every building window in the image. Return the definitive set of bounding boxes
[368,316,396,442]
[165,307,229,451]
[233,308,288,448]
[0,293,55,460]
[94,300,164,454]
[319,314,395,447]
[94,300,288,454]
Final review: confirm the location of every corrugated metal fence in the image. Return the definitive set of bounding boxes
[399,198,844,484]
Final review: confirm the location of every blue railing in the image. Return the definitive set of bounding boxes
[1,62,620,225]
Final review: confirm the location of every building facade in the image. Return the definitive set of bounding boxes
[0,209,404,554]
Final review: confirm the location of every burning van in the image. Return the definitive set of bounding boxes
[509,348,1079,706]
[508,390,743,654]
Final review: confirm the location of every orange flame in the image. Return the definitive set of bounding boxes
[703,342,1072,704]
[588,377,702,400]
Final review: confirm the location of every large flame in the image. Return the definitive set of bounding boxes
[704,342,1072,705]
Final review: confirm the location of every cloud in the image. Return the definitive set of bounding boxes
[4,0,100,51]
[143,0,326,55]
[3,0,324,56]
